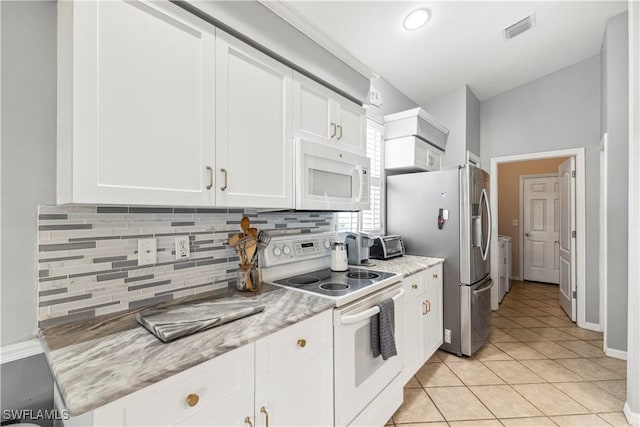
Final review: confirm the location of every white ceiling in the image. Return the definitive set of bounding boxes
[281,1,628,103]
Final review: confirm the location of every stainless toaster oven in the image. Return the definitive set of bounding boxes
[370,235,405,260]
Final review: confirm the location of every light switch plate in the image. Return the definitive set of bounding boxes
[138,238,157,265]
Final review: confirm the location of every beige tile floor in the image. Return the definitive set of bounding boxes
[388,281,630,427]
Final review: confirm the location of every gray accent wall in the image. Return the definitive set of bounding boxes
[1,0,57,347]
[600,12,629,352]
[367,76,418,123]
[422,85,481,167]
[480,55,602,325]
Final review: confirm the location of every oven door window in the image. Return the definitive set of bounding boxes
[309,168,353,198]
[354,322,385,386]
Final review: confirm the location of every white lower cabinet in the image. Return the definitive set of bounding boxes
[254,310,333,426]
[401,264,443,384]
[62,311,333,427]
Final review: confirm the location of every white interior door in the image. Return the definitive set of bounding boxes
[558,158,577,321]
[523,176,560,283]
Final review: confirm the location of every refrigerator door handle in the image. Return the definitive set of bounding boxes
[480,188,492,261]
[473,278,493,295]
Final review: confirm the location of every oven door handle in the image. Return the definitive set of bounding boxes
[339,288,405,325]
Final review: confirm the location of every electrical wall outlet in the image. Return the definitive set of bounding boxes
[175,236,190,260]
[138,238,157,265]
[512,219,519,226]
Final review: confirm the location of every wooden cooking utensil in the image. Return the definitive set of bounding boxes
[228,232,243,248]
[240,216,250,237]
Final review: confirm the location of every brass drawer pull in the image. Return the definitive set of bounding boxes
[433,273,438,279]
[297,338,307,348]
[186,393,199,407]
[411,284,418,290]
[244,416,253,427]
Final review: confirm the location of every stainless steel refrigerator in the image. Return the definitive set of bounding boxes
[387,165,493,356]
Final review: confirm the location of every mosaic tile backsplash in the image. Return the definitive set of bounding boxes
[37,205,335,328]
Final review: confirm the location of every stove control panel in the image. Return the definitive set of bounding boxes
[261,232,336,268]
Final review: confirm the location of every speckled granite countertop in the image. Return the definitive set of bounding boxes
[369,255,444,277]
[40,284,334,416]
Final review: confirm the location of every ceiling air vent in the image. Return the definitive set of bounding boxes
[503,13,536,40]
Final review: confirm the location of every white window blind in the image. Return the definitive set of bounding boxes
[361,120,384,235]
[336,119,385,235]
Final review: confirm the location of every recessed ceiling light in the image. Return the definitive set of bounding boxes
[403,8,431,31]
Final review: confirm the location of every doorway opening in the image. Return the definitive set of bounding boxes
[490,148,593,331]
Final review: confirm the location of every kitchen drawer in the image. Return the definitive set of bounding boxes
[111,345,254,426]
[425,264,443,290]
[402,271,425,299]
[256,310,332,375]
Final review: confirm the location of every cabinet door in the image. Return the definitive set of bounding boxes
[292,73,334,142]
[58,0,215,206]
[216,31,293,208]
[334,98,366,155]
[91,345,254,426]
[402,289,425,384]
[255,311,333,427]
[423,264,444,361]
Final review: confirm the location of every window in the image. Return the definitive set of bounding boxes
[336,119,385,236]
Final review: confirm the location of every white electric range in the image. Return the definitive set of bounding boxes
[261,232,405,427]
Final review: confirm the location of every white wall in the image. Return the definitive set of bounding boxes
[367,76,418,123]
[480,55,601,325]
[625,0,639,422]
[1,0,57,346]
[423,86,467,167]
[601,12,629,354]
[422,85,481,168]
[466,86,481,158]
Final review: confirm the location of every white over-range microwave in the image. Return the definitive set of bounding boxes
[295,138,371,211]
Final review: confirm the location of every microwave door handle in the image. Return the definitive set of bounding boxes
[339,288,405,325]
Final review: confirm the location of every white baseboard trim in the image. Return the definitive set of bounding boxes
[605,347,628,360]
[584,321,603,332]
[624,402,640,426]
[0,338,42,364]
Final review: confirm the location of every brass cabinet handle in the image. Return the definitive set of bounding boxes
[220,168,228,191]
[422,300,431,314]
[411,284,418,290]
[330,122,337,138]
[186,393,199,407]
[244,416,253,427]
[433,273,438,279]
[260,406,270,427]
[337,124,343,140]
[297,338,307,348]
[205,166,213,190]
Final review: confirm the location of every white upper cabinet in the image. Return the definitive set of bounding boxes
[57,0,215,206]
[293,72,366,155]
[215,31,294,209]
